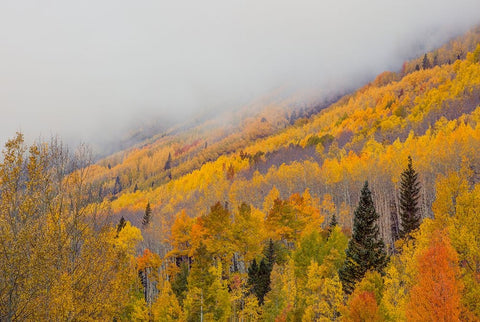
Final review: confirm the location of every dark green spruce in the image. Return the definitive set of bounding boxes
[164,152,172,171]
[247,240,275,305]
[422,53,430,69]
[142,202,152,228]
[339,181,388,294]
[399,156,421,238]
[329,212,338,231]
[116,216,126,236]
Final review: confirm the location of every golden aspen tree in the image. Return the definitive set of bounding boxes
[151,279,184,321]
[301,261,343,321]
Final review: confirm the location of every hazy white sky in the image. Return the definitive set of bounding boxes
[1,0,480,147]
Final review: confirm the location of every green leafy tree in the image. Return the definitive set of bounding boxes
[151,279,184,321]
[399,156,421,238]
[171,262,189,306]
[339,181,388,294]
[184,243,230,321]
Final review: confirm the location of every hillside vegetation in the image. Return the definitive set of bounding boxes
[1,26,480,320]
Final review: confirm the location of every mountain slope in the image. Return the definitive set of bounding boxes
[88,28,480,239]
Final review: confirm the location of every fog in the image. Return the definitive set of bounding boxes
[1,0,480,150]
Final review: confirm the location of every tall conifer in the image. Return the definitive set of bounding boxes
[329,213,338,231]
[339,181,387,294]
[247,240,275,305]
[116,216,126,236]
[422,53,430,69]
[399,156,421,238]
[143,202,152,228]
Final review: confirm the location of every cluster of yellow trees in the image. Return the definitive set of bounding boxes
[0,134,143,321]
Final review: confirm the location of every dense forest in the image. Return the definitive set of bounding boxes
[2,26,480,321]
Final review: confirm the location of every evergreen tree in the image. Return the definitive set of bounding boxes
[399,156,421,238]
[329,212,338,230]
[247,240,275,305]
[422,53,430,69]
[257,259,271,304]
[264,239,276,269]
[142,202,152,228]
[339,181,388,294]
[164,152,172,171]
[247,259,260,297]
[247,258,272,305]
[247,259,258,282]
[116,216,126,236]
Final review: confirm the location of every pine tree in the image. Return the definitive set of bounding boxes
[164,152,172,171]
[399,156,421,239]
[422,53,430,69]
[257,259,272,304]
[264,239,275,269]
[329,212,338,231]
[116,216,126,236]
[247,259,260,298]
[339,181,388,294]
[247,240,275,305]
[248,258,273,305]
[142,202,152,228]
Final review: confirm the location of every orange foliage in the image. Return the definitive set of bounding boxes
[137,248,162,271]
[344,291,381,322]
[167,210,193,258]
[407,230,463,322]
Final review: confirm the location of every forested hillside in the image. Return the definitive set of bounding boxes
[2,26,480,321]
